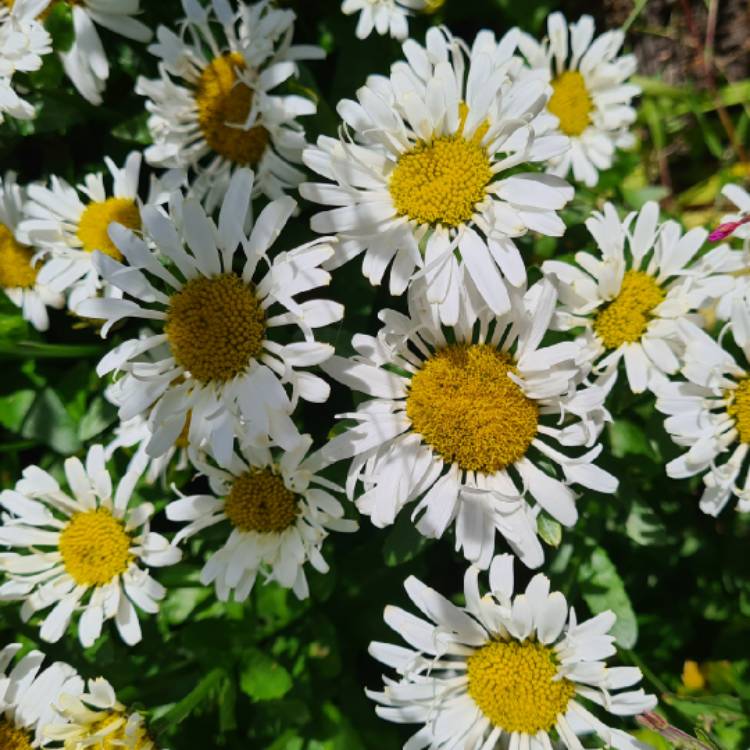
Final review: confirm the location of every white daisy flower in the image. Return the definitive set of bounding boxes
[655,307,750,517]
[0,444,181,647]
[0,0,52,122]
[45,676,157,750]
[300,26,572,324]
[517,12,640,187]
[543,201,738,394]
[0,643,82,748]
[136,0,322,211]
[368,555,656,750]
[46,0,152,106]
[341,0,432,41]
[18,151,146,312]
[0,172,63,331]
[321,277,616,569]
[166,433,357,602]
[77,169,343,465]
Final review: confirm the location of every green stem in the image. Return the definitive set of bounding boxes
[0,340,104,359]
[623,0,650,32]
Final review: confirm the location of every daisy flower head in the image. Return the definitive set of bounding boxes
[18,151,150,313]
[517,12,640,187]
[137,0,322,211]
[341,0,436,41]
[0,172,63,331]
[369,555,656,750]
[0,643,82,748]
[322,277,616,569]
[300,26,573,324]
[0,444,181,647]
[77,168,343,465]
[0,0,52,122]
[543,201,738,395]
[45,676,156,750]
[655,305,750,517]
[166,434,357,602]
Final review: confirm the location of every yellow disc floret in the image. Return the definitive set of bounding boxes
[467,640,577,734]
[59,509,132,586]
[727,378,750,444]
[406,344,538,474]
[165,272,266,384]
[593,270,665,349]
[0,223,38,289]
[389,104,492,227]
[195,52,270,166]
[548,71,594,137]
[77,197,141,261]
[0,719,33,750]
[224,469,299,534]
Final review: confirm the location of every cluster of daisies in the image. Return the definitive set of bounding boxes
[1,0,749,747]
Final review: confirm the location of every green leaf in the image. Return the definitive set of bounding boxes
[537,512,562,548]
[112,112,153,145]
[663,694,744,723]
[240,648,293,702]
[578,547,638,648]
[625,500,669,546]
[152,668,226,732]
[0,340,103,360]
[78,396,118,442]
[21,388,81,455]
[0,390,35,433]
[608,420,658,459]
[44,3,75,52]
[382,510,432,566]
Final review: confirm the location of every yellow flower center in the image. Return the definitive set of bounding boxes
[389,104,492,228]
[406,344,538,474]
[224,469,299,534]
[195,52,270,166]
[593,269,665,349]
[727,378,750,444]
[165,273,266,384]
[467,640,577,735]
[548,71,594,137]
[71,712,154,750]
[59,509,132,586]
[76,197,141,261]
[0,719,33,750]
[0,223,38,289]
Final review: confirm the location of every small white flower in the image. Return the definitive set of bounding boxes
[301,27,572,324]
[544,201,738,394]
[77,169,343,465]
[655,307,750,517]
[53,0,152,106]
[18,152,180,312]
[0,172,63,331]
[369,555,656,750]
[518,12,640,187]
[0,0,52,122]
[0,643,82,747]
[45,676,157,750]
[166,434,357,602]
[0,444,181,647]
[322,278,615,569]
[137,0,322,211]
[340,0,432,41]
